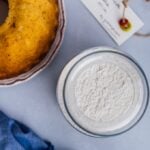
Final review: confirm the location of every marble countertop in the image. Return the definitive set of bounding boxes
[0,0,150,150]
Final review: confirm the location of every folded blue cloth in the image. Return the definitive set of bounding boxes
[0,112,54,150]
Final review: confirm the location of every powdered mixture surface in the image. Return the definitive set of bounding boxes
[64,52,144,134]
[75,63,135,122]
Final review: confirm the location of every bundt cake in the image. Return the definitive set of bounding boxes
[0,0,59,79]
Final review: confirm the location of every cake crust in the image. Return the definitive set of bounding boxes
[0,0,59,79]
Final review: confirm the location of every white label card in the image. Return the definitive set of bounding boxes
[81,0,144,45]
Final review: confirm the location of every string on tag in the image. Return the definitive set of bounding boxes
[122,0,128,18]
[122,0,150,37]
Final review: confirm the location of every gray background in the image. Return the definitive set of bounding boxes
[0,0,150,149]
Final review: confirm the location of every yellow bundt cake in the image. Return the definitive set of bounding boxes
[0,0,59,79]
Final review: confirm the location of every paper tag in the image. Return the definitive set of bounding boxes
[81,0,144,45]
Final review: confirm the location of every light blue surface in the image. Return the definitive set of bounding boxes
[0,0,150,149]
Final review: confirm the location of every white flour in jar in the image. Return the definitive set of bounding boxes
[67,54,144,134]
[75,63,135,122]
[64,52,144,134]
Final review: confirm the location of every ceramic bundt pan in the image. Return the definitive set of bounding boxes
[0,0,66,86]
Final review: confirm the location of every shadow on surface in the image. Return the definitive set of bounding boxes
[57,148,75,150]
[0,0,8,25]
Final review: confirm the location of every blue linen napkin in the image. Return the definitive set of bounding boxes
[0,112,54,150]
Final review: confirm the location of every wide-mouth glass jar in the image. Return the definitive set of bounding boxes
[57,47,149,137]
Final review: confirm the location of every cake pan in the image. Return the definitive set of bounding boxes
[0,0,66,86]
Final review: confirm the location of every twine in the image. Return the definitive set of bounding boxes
[122,0,150,37]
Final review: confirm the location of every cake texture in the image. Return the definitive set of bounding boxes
[0,0,59,79]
